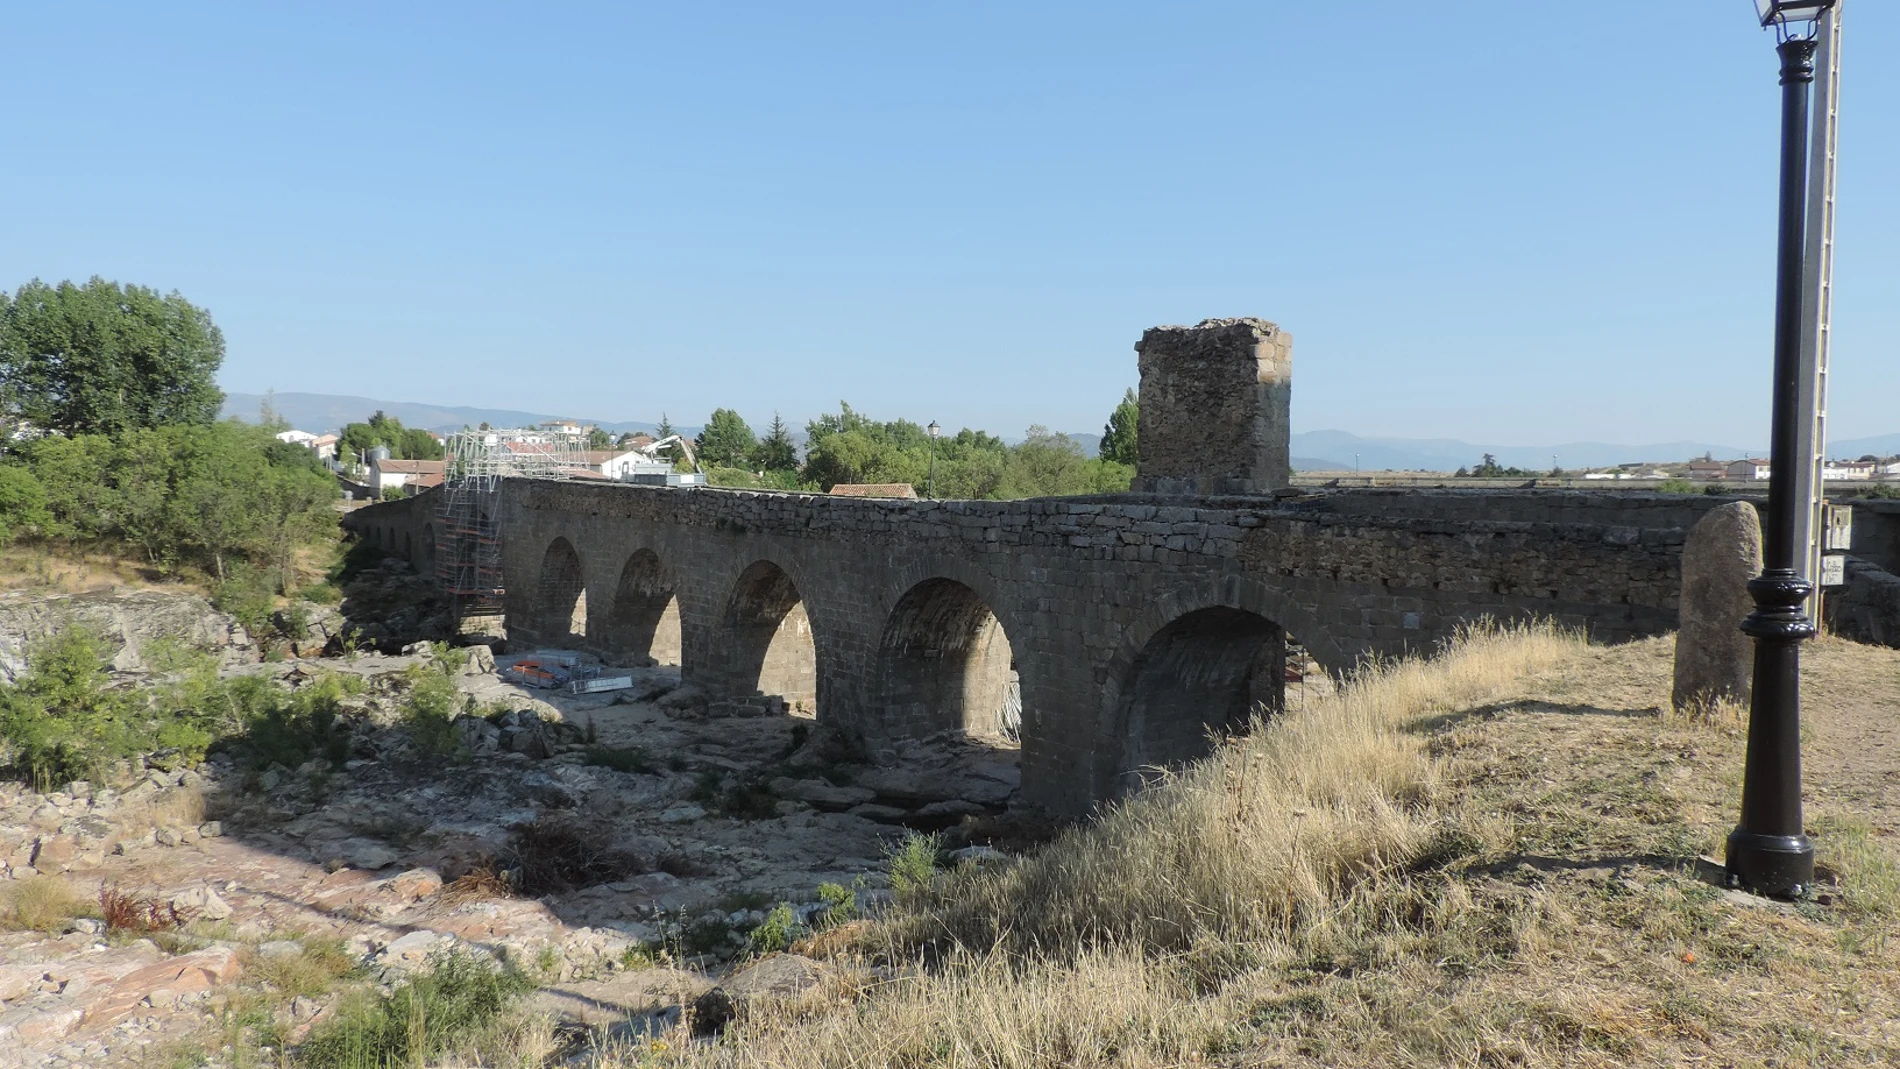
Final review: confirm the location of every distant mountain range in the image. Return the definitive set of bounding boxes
[224,391,1898,472]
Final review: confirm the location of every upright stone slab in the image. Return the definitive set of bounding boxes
[1132,318,1292,496]
[1672,501,1763,712]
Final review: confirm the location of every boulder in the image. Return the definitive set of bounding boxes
[0,590,247,682]
[691,954,828,1034]
[1673,502,1763,712]
[169,885,233,921]
[769,778,876,810]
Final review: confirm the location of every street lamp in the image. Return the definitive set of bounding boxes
[1727,0,1836,899]
[927,420,941,498]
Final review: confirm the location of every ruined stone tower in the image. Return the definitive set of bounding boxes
[1131,317,1291,496]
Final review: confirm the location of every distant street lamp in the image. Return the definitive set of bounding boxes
[1727,0,1837,899]
[927,420,941,498]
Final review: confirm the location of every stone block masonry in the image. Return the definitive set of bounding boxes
[346,481,1726,816]
[341,316,1741,817]
[1133,318,1292,496]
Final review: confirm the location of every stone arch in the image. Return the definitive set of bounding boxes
[1097,577,1340,798]
[873,578,1017,740]
[606,548,681,667]
[402,531,412,558]
[1110,606,1286,790]
[420,523,437,578]
[536,537,588,644]
[715,559,816,711]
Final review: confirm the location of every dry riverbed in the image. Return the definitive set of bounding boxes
[0,645,1025,1068]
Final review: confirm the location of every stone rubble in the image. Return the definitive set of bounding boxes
[1,633,1025,1067]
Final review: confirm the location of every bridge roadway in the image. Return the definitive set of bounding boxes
[348,481,1716,815]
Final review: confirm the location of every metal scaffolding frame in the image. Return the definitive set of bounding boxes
[435,431,582,622]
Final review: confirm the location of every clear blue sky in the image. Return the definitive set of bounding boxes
[3,2,1894,446]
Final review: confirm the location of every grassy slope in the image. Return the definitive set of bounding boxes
[625,629,1900,1069]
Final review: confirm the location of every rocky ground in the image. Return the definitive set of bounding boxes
[0,614,1027,1068]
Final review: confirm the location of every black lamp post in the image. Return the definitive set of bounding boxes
[1726,0,1835,899]
[927,420,941,498]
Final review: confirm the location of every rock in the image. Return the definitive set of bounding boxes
[459,645,497,675]
[846,803,910,823]
[691,954,828,1034]
[381,930,449,964]
[198,821,224,839]
[658,805,706,824]
[386,867,444,900]
[335,838,402,870]
[31,834,77,872]
[949,845,1007,865]
[769,778,876,810]
[521,771,583,809]
[169,886,233,921]
[453,715,502,756]
[1673,502,1763,712]
[916,799,985,819]
[258,940,305,959]
[0,589,244,683]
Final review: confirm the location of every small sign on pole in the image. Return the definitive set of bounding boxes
[1824,504,1854,551]
[1821,554,1846,589]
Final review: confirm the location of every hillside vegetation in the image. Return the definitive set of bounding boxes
[606,628,1900,1068]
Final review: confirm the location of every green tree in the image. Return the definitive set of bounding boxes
[0,277,225,435]
[753,413,798,472]
[697,409,757,469]
[0,465,50,544]
[586,427,614,451]
[1000,426,1091,498]
[1099,388,1139,466]
[398,427,443,461]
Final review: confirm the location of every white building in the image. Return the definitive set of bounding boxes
[1823,460,1875,481]
[567,449,674,481]
[368,457,446,494]
[1727,459,1772,481]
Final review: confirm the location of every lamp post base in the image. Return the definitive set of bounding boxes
[1725,827,1814,898]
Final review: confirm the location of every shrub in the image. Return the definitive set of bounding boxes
[748,903,803,955]
[401,662,461,756]
[98,885,193,933]
[295,950,532,1069]
[887,832,943,905]
[815,881,858,930]
[0,627,144,789]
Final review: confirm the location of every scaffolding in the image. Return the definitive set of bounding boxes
[436,430,583,622]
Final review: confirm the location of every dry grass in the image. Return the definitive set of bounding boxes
[902,622,1579,958]
[0,541,198,594]
[116,784,207,839]
[0,874,94,932]
[598,625,1900,1069]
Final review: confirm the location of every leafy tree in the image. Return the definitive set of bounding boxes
[586,427,614,451]
[652,413,680,465]
[0,277,225,435]
[1468,453,1537,479]
[399,428,443,461]
[697,409,757,469]
[1100,387,1139,466]
[0,465,50,544]
[339,411,441,461]
[17,420,338,584]
[753,413,799,472]
[1000,426,1091,498]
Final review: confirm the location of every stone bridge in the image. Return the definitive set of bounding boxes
[344,319,1730,815]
